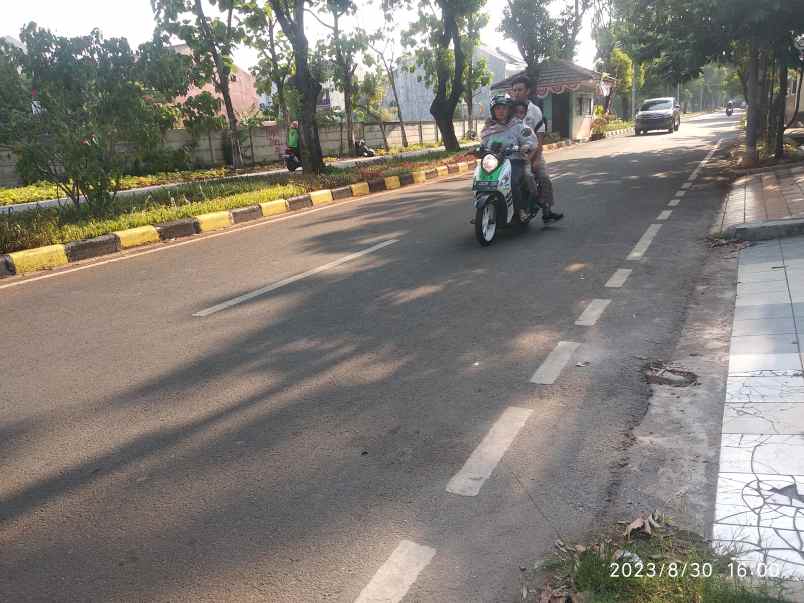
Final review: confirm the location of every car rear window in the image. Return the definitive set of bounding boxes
[640,100,673,111]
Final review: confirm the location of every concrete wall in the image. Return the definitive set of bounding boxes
[0,119,480,188]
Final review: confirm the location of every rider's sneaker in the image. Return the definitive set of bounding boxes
[543,210,564,224]
[518,209,530,222]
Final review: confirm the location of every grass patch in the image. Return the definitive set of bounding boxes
[524,515,794,602]
[0,148,472,254]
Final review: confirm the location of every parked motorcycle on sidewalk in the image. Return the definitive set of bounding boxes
[284,147,301,172]
[471,142,539,246]
[356,139,376,157]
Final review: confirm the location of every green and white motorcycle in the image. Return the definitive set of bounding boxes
[472,143,538,246]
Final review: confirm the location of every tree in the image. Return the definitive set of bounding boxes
[268,0,325,173]
[0,25,193,212]
[401,0,485,151]
[368,25,409,147]
[501,0,595,86]
[354,67,390,152]
[500,1,562,83]
[152,0,247,169]
[308,0,366,156]
[461,12,491,129]
[624,0,804,164]
[242,1,294,124]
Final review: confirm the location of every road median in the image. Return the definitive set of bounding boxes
[0,158,479,277]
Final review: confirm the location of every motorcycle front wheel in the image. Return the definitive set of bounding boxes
[475,202,497,246]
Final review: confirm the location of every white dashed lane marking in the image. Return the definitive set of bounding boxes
[605,268,632,288]
[446,406,533,497]
[668,199,680,207]
[657,210,672,221]
[355,540,437,603]
[194,239,399,317]
[530,341,581,384]
[575,299,611,326]
[627,224,662,261]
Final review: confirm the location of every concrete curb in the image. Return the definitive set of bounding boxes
[729,217,804,241]
[0,158,477,277]
[66,234,120,262]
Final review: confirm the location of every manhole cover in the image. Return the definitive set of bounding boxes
[643,361,698,387]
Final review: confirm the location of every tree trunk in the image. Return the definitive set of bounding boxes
[466,95,474,135]
[297,69,325,172]
[774,59,788,160]
[429,4,464,151]
[193,0,242,169]
[387,69,408,147]
[344,70,355,155]
[270,0,324,173]
[268,20,290,125]
[275,79,289,124]
[745,41,760,166]
[631,62,639,120]
[377,116,389,152]
[333,13,355,156]
[758,50,771,143]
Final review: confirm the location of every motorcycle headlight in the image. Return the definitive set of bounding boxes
[481,154,499,173]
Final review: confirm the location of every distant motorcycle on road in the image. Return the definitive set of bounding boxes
[726,101,734,117]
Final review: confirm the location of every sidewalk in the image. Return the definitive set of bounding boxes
[710,235,804,581]
[715,164,804,239]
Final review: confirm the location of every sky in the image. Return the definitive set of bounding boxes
[3,0,598,74]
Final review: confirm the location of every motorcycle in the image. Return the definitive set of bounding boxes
[472,142,539,246]
[356,139,376,157]
[284,147,301,172]
[726,105,734,116]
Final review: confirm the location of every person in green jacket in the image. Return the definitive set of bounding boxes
[287,120,300,152]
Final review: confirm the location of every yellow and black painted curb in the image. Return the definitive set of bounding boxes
[0,158,480,278]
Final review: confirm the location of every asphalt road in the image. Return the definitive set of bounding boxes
[0,113,739,602]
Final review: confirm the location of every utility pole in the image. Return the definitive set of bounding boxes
[631,62,639,120]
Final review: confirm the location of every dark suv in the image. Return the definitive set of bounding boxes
[635,97,681,135]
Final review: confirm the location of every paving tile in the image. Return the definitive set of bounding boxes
[731,318,798,337]
[729,353,803,375]
[735,303,793,321]
[794,302,804,320]
[719,434,804,474]
[727,376,804,403]
[735,291,791,307]
[730,335,800,355]
[737,270,789,285]
[741,249,784,263]
[711,523,804,579]
[739,260,789,274]
[737,281,791,296]
[723,403,804,434]
[715,502,804,532]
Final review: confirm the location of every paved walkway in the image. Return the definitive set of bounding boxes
[716,164,804,235]
[711,235,804,579]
